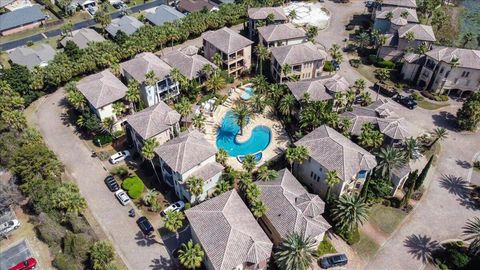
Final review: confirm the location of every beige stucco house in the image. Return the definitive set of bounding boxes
[257,23,307,49]
[247,6,288,39]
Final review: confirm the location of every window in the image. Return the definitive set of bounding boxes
[461,71,470,78]
[439,68,444,74]
[445,71,450,77]
[311,171,314,177]
[454,78,458,84]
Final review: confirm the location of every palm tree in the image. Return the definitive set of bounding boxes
[141,138,161,184]
[67,89,87,112]
[250,199,267,218]
[376,146,406,180]
[325,170,340,202]
[359,91,372,106]
[257,166,278,181]
[353,79,366,94]
[102,117,115,136]
[142,188,159,206]
[405,31,415,44]
[250,94,266,114]
[281,64,292,83]
[331,194,369,233]
[174,98,192,126]
[329,44,343,63]
[255,43,270,74]
[345,89,356,109]
[358,32,370,49]
[214,180,232,195]
[285,145,309,172]
[192,113,206,131]
[205,73,226,94]
[145,70,158,88]
[212,53,223,70]
[288,10,297,20]
[307,26,318,42]
[163,211,185,233]
[400,10,409,19]
[375,68,390,83]
[178,240,205,269]
[215,148,228,165]
[110,62,121,77]
[462,217,480,255]
[201,64,213,79]
[402,137,422,160]
[170,68,187,90]
[112,102,126,118]
[279,94,295,119]
[242,154,257,173]
[232,103,251,135]
[274,232,317,270]
[385,11,394,21]
[431,127,448,146]
[462,32,474,48]
[126,80,141,112]
[186,176,204,203]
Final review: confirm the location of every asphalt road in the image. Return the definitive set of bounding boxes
[0,239,32,270]
[0,0,165,51]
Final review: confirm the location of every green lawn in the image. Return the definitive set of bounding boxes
[352,231,379,259]
[356,64,378,84]
[417,99,449,110]
[369,204,406,235]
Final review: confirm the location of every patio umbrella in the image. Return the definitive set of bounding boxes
[377,118,409,140]
[324,75,350,93]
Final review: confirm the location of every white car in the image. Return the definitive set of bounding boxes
[160,201,185,216]
[115,189,131,206]
[0,219,20,235]
[109,150,131,164]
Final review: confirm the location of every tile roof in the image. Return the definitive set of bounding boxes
[202,27,254,54]
[162,49,216,80]
[398,24,436,42]
[76,70,127,109]
[341,100,397,135]
[270,42,327,66]
[295,125,377,182]
[8,44,56,70]
[126,101,180,140]
[191,162,224,181]
[248,6,288,21]
[425,46,480,70]
[106,15,144,37]
[256,169,331,239]
[154,130,217,174]
[185,190,273,270]
[0,5,45,32]
[145,4,185,26]
[377,118,409,140]
[121,52,172,83]
[178,0,217,13]
[285,74,350,102]
[60,28,105,49]
[375,6,418,24]
[382,0,417,8]
[257,23,307,43]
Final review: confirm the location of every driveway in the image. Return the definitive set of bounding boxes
[29,89,179,270]
[0,239,33,270]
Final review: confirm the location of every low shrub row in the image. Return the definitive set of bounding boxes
[421,91,449,102]
[368,55,396,69]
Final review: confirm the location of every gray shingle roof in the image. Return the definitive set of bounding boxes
[106,15,144,37]
[126,101,180,140]
[270,42,327,66]
[60,28,105,49]
[202,27,254,54]
[256,169,331,240]
[76,70,127,109]
[425,46,480,70]
[162,49,216,80]
[178,0,217,13]
[0,5,45,32]
[0,0,15,8]
[257,23,307,43]
[341,100,396,136]
[185,190,273,270]
[155,130,217,174]
[377,118,409,140]
[398,23,436,42]
[145,4,185,26]
[375,6,418,24]
[191,162,224,181]
[285,74,350,102]
[382,0,417,8]
[8,44,56,70]
[295,125,377,182]
[121,52,172,83]
[247,7,287,21]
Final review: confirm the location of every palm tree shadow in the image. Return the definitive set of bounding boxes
[135,231,162,247]
[150,256,173,270]
[439,174,470,198]
[403,234,438,263]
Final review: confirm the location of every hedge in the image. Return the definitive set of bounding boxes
[368,54,396,69]
[122,175,144,199]
[93,134,113,146]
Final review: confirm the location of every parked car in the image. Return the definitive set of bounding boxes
[87,6,97,16]
[393,94,418,109]
[8,258,37,270]
[113,1,128,9]
[345,24,355,31]
[0,219,20,235]
[114,189,131,206]
[109,150,130,164]
[104,175,120,192]
[375,82,398,98]
[319,254,348,269]
[160,201,185,216]
[136,216,154,235]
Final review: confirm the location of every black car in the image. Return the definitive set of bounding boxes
[320,254,348,269]
[104,176,120,192]
[137,216,154,235]
[393,95,418,109]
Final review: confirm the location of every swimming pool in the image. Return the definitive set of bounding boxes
[216,111,271,157]
[241,87,254,100]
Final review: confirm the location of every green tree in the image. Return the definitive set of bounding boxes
[385,11,394,21]
[141,138,161,183]
[126,80,141,112]
[457,92,480,131]
[376,146,405,181]
[462,32,474,48]
[242,154,257,173]
[250,199,267,218]
[353,79,366,93]
[281,64,292,82]
[274,232,317,270]
[250,94,267,114]
[431,127,448,147]
[325,170,340,202]
[462,217,480,256]
[307,26,318,42]
[375,68,390,83]
[255,43,270,74]
[112,102,125,118]
[215,148,228,165]
[212,53,223,69]
[192,113,206,131]
[331,195,369,233]
[214,180,232,195]
[66,86,87,111]
[256,166,278,181]
[359,123,384,150]
[101,117,115,136]
[329,44,343,63]
[51,182,87,214]
[415,155,433,190]
[288,10,297,20]
[94,4,111,34]
[400,170,418,208]
[178,240,205,269]
[359,91,372,106]
[232,103,251,135]
[186,176,204,203]
[90,241,115,270]
[205,73,226,94]
[174,98,192,126]
[285,145,309,172]
[279,94,295,119]
[142,188,159,206]
[402,137,422,160]
[357,32,370,49]
[163,211,185,232]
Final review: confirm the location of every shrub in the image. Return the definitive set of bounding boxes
[63,232,93,262]
[110,165,130,178]
[376,59,396,69]
[411,92,424,101]
[66,213,93,234]
[90,241,115,270]
[443,248,470,269]
[36,214,66,252]
[93,134,113,146]
[317,237,337,256]
[421,91,436,100]
[349,59,361,68]
[53,253,80,270]
[323,61,334,72]
[122,175,144,199]
[338,228,360,245]
[435,95,449,102]
[368,54,378,65]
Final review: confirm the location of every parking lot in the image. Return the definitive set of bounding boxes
[0,239,34,270]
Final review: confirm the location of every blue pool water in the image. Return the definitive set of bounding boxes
[216,111,271,157]
[241,87,254,100]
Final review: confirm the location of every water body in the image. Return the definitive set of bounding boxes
[458,0,480,48]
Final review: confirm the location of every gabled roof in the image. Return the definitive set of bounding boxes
[106,15,144,37]
[270,42,327,66]
[126,101,180,140]
[375,6,418,24]
[154,130,217,174]
[425,46,480,70]
[377,118,409,140]
[257,23,307,43]
[285,74,350,102]
[256,169,331,239]
[178,0,217,13]
[202,27,254,54]
[60,28,105,49]
[295,125,377,182]
[121,52,172,83]
[76,70,127,109]
[145,4,185,26]
[8,44,56,70]
[0,5,45,32]
[162,49,217,80]
[398,24,436,42]
[341,100,396,136]
[247,6,287,21]
[381,0,417,8]
[185,190,273,270]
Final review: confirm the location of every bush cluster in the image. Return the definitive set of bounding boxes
[94,134,113,146]
[317,237,337,256]
[323,61,335,72]
[122,175,145,199]
[368,55,396,69]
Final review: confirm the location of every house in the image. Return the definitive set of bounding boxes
[124,101,181,153]
[59,28,105,49]
[8,44,56,70]
[69,0,96,10]
[185,190,273,270]
[257,23,307,49]
[294,125,377,198]
[106,15,144,37]
[202,27,253,77]
[76,70,127,122]
[380,0,417,9]
[391,163,412,196]
[162,46,217,80]
[285,74,350,103]
[401,47,480,96]
[2,0,32,11]
[0,5,46,36]
[154,130,224,203]
[144,4,185,26]
[270,42,327,82]
[120,52,180,107]
[177,0,218,13]
[256,169,331,245]
[373,6,419,33]
[247,6,288,39]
